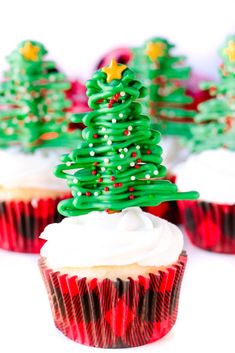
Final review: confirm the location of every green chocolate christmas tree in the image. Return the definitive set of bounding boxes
[130,38,195,137]
[188,36,235,152]
[0,40,80,151]
[55,59,198,216]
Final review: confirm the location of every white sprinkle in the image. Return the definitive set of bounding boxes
[130,176,136,181]
[145,174,151,179]
[154,170,158,175]
[89,143,93,147]
[117,165,122,170]
[124,148,128,152]
[31,199,38,208]
[104,158,109,164]
[120,154,124,159]
[128,126,133,131]
[136,145,140,150]
[66,162,72,166]
[77,192,82,196]
[107,140,112,145]
[90,151,95,156]
[130,162,135,167]
[118,148,122,152]
[120,91,125,97]
[119,113,124,118]
[101,127,106,132]
[101,167,106,171]
[73,178,78,183]
[112,119,117,123]
[94,192,99,196]
[104,134,108,139]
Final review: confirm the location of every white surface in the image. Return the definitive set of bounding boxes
[0,0,235,80]
[0,236,235,353]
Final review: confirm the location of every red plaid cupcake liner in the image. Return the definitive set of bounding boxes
[0,195,69,253]
[178,200,235,253]
[39,252,187,348]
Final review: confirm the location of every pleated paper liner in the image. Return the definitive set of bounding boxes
[178,200,235,254]
[144,174,181,225]
[0,194,69,253]
[39,252,187,348]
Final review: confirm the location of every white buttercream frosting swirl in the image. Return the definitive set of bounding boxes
[40,207,183,268]
[174,148,235,204]
[0,147,68,191]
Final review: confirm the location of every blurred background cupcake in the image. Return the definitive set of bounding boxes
[0,40,82,253]
[175,35,235,254]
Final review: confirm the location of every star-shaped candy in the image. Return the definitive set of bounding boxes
[145,41,166,61]
[19,41,40,61]
[102,59,127,83]
[224,40,235,62]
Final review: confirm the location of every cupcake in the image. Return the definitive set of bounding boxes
[175,36,235,254]
[39,60,198,347]
[0,40,81,253]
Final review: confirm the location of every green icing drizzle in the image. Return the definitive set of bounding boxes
[188,35,235,152]
[0,40,81,151]
[130,37,195,137]
[55,63,198,216]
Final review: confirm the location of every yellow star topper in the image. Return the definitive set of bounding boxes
[102,59,127,83]
[19,41,40,61]
[145,42,166,62]
[224,40,235,62]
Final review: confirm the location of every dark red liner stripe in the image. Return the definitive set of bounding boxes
[178,200,235,254]
[39,252,187,348]
[0,194,69,253]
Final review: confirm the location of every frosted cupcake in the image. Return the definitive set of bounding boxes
[0,148,69,253]
[175,36,235,253]
[176,148,235,253]
[40,208,187,348]
[38,61,198,347]
[0,40,80,253]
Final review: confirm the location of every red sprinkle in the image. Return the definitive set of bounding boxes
[86,192,91,196]
[137,159,142,163]
[129,195,134,200]
[114,183,119,188]
[104,187,109,192]
[93,162,99,166]
[92,170,97,175]
[118,183,122,187]
[110,176,115,181]
[93,134,99,138]
[135,165,140,169]
[129,187,134,192]
[131,152,137,158]
[98,178,103,182]
[146,150,151,154]
[123,130,129,136]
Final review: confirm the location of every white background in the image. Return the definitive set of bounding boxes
[1,237,235,353]
[0,0,235,81]
[1,1,235,352]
